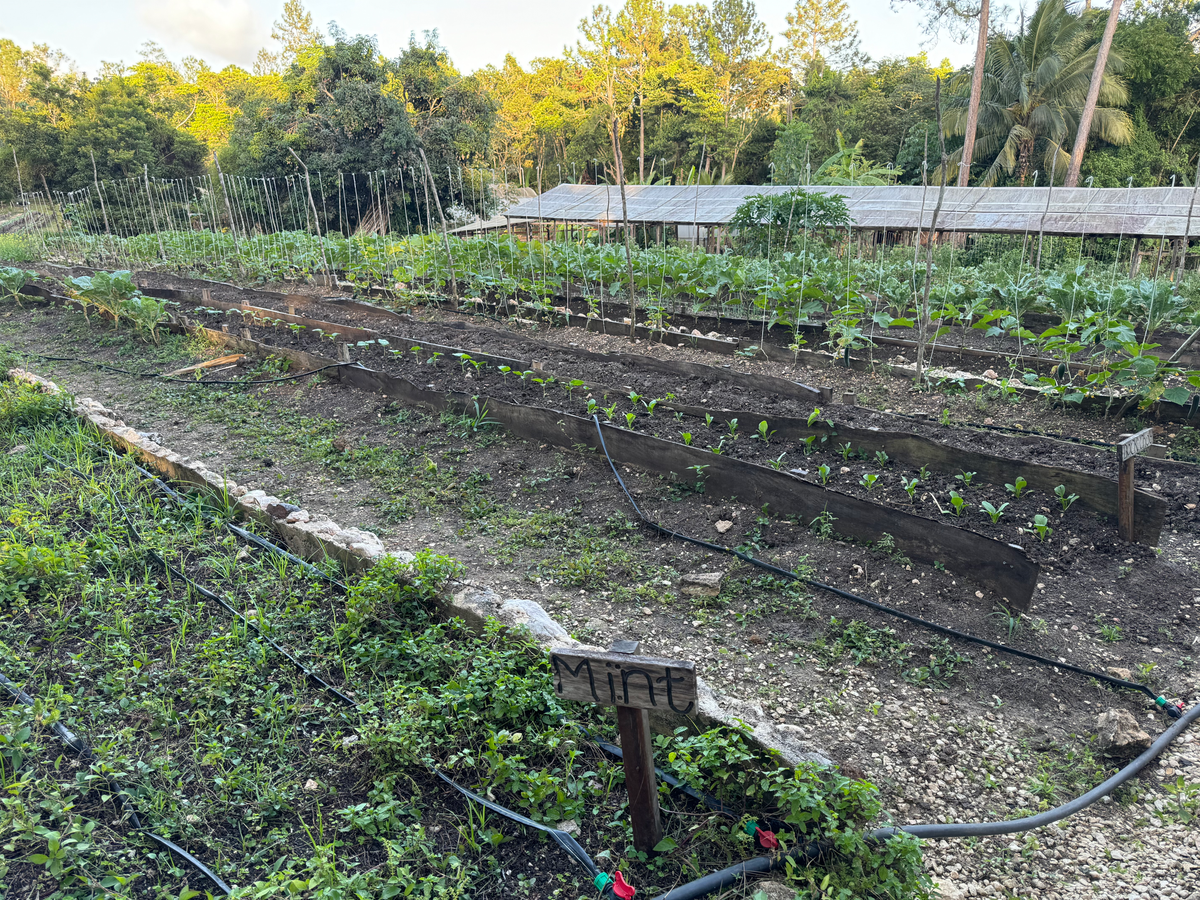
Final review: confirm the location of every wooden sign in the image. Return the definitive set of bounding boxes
[1118,428,1154,463]
[550,648,697,713]
[551,644,697,854]
[1117,428,1154,541]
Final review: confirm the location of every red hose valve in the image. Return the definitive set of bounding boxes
[612,871,636,899]
[755,826,779,849]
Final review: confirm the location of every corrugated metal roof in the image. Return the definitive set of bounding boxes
[501,184,1200,237]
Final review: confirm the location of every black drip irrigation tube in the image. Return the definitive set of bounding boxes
[40,450,640,898]
[117,452,348,593]
[0,670,233,895]
[589,416,1184,718]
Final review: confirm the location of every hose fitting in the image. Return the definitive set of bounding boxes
[1157,696,1185,719]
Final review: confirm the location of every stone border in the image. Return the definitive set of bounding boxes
[8,366,831,767]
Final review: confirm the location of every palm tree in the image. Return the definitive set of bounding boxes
[945,0,1132,186]
[813,130,902,185]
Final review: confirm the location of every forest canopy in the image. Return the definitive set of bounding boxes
[4,0,1200,211]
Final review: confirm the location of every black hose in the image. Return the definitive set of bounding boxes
[0,671,232,895]
[589,416,1183,717]
[116,452,348,591]
[652,700,1200,900]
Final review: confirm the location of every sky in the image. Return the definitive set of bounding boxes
[0,0,976,78]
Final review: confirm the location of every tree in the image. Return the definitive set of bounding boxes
[58,77,206,188]
[223,32,421,233]
[255,0,323,74]
[812,130,903,183]
[769,118,815,182]
[394,32,495,199]
[944,0,1133,185]
[1065,0,1122,186]
[681,0,789,176]
[783,0,862,78]
[889,0,990,185]
[577,3,639,336]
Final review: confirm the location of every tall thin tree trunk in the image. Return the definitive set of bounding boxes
[958,0,990,187]
[916,78,950,382]
[639,92,646,183]
[1065,0,1122,187]
[611,115,637,343]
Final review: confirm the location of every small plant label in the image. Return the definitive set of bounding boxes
[1118,428,1154,463]
[549,648,697,712]
[551,644,695,853]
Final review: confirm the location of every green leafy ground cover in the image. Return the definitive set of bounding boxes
[0,379,929,900]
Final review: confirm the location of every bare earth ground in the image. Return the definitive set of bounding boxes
[2,293,1200,900]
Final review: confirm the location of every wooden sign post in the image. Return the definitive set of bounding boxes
[550,642,696,854]
[1117,428,1154,542]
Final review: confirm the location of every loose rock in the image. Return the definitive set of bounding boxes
[680,571,724,597]
[715,520,733,534]
[265,500,301,519]
[1096,708,1152,755]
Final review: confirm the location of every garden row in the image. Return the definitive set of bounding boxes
[12,217,1200,417]
[17,273,1199,608]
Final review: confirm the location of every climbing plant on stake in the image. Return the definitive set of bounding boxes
[550,642,696,854]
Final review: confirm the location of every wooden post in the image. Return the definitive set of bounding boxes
[616,705,661,853]
[550,642,695,855]
[1117,428,1153,542]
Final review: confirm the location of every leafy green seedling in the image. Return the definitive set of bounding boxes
[861,472,879,490]
[705,413,714,427]
[955,471,976,488]
[839,442,854,460]
[624,412,636,428]
[1031,514,1052,541]
[681,432,693,446]
[806,408,822,427]
[754,420,774,443]
[980,501,1009,524]
[948,491,967,517]
[917,465,931,481]
[1054,485,1079,511]
[817,464,831,485]
[1005,476,1027,498]
[727,418,739,438]
[769,453,787,471]
[874,450,889,468]
[802,435,818,455]
[901,476,919,500]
